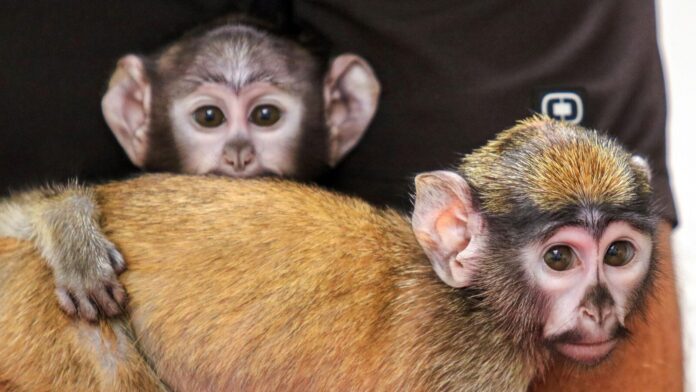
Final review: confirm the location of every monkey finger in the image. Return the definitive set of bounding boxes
[74,293,99,322]
[107,246,126,274]
[54,288,78,318]
[108,283,128,308]
[90,286,123,318]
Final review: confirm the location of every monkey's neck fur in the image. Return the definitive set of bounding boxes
[92,175,541,392]
[376,222,540,391]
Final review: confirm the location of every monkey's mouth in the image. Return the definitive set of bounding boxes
[554,339,617,365]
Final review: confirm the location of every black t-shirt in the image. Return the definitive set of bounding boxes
[0,0,677,224]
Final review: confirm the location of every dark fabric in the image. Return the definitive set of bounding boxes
[0,1,677,224]
[0,1,238,191]
[298,0,677,224]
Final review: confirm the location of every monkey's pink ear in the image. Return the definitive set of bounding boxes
[412,171,484,288]
[324,54,381,167]
[101,55,151,168]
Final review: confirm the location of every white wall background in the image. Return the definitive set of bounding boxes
[657,1,696,390]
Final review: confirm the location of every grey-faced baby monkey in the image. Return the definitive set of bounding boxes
[0,15,380,321]
[0,117,657,391]
[106,15,379,178]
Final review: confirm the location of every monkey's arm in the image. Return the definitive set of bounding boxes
[0,183,127,321]
[531,222,683,391]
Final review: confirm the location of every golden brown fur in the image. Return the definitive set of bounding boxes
[0,238,163,391]
[462,116,652,214]
[0,174,532,391]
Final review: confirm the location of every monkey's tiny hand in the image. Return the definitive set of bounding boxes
[51,238,128,322]
[0,182,129,321]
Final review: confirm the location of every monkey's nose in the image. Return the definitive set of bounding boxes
[580,306,613,326]
[226,146,255,171]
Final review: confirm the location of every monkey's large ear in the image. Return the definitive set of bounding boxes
[324,54,381,167]
[101,55,151,168]
[412,171,484,288]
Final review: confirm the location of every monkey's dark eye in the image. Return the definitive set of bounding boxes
[604,241,635,267]
[193,106,225,127]
[249,104,281,127]
[543,246,575,271]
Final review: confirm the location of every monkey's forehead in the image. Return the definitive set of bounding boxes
[156,25,321,95]
[460,117,652,216]
[489,203,657,245]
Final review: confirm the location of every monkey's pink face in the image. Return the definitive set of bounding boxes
[523,221,652,365]
[169,82,304,178]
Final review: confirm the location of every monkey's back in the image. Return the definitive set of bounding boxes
[96,174,434,391]
[0,175,528,392]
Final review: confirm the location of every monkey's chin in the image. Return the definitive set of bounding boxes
[554,339,617,366]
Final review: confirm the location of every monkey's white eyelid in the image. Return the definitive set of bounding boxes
[540,243,578,255]
[606,237,640,252]
[185,95,226,108]
[248,105,284,115]
[248,96,290,111]
[248,102,285,113]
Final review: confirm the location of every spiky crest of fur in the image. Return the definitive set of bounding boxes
[460,116,652,216]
